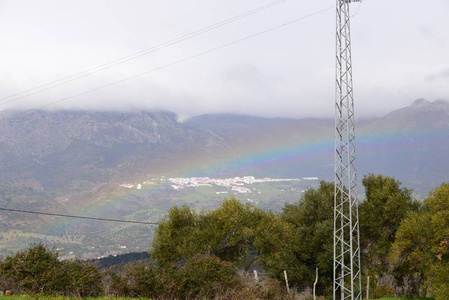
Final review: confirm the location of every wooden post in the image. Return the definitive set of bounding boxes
[366,276,370,300]
[253,270,259,283]
[283,270,290,294]
[313,267,318,300]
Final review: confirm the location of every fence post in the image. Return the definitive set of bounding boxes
[283,270,290,294]
[253,270,259,283]
[366,276,370,300]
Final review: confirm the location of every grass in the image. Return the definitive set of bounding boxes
[375,298,435,300]
[2,296,154,300]
[3,296,436,300]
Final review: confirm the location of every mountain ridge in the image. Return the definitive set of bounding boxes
[1,99,448,197]
[0,99,448,257]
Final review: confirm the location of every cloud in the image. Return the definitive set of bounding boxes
[221,64,277,100]
[1,0,448,119]
[425,68,449,82]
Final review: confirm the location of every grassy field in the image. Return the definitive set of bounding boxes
[376,298,435,300]
[0,295,437,300]
[1,296,154,300]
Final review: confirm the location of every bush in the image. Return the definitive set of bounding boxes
[105,254,294,300]
[0,244,102,297]
[373,284,395,298]
[57,260,103,297]
[108,262,172,298]
[0,244,60,294]
[175,254,242,299]
[217,275,292,300]
[107,254,242,299]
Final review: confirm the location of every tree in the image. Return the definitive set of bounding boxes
[197,198,262,269]
[200,198,293,272]
[151,196,293,271]
[149,197,294,298]
[431,261,449,300]
[150,205,199,268]
[426,182,449,254]
[359,174,416,282]
[281,181,334,288]
[390,211,434,297]
[426,183,449,299]
[391,182,449,298]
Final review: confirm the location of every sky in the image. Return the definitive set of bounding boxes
[0,0,448,119]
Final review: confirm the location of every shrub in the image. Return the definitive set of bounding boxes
[175,254,242,299]
[373,284,395,298]
[0,244,102,297]
[0,244,60,294]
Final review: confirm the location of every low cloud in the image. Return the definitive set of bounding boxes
[425,68,449,82]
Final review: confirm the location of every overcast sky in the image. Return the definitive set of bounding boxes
[0,0,447,118]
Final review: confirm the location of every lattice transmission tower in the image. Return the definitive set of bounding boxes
[334,0,362,299]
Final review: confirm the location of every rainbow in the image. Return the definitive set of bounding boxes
[184,137,335,178]
[41,125,448,236]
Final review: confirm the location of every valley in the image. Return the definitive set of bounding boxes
[0,176,320,259]
[0,99,448,258]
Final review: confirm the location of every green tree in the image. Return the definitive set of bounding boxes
[359,174,416,282]
[390,211,434,297]
[201,198,293,271]
[151,197,292,272]
[198,198,262,268]
[427,182,449,254]
[150,205,199,267]
[149,198,294,298]
[427,183,449,299]
[281,181,334,288]
[432,262,449,300]
[391,182,449,298]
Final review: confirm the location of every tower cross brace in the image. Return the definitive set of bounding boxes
[334,0,362,299]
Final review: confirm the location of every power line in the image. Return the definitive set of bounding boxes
[0,0,288,106]
[31,6,334,111]
[0,207,159,225]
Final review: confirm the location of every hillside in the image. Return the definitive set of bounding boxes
[2,100,447,197]
[358,99,449,196]
[0,98,448,256]
[0,110,231,194]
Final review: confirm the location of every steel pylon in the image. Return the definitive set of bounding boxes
[334,0,362,299]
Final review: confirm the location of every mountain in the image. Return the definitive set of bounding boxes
[1,99,448,199]
[0,99,448,257]
[357,99,449,197]
[186,100,449,197]
[185,114,335,179]
[0,110,231,194]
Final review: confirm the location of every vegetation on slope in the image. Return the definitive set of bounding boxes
[0,175,448,299]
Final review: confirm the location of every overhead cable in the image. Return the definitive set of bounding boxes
[0,207,159,225]
[31,6,335,111]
